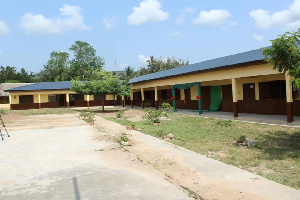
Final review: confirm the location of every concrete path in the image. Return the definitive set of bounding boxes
[0,125,190,200]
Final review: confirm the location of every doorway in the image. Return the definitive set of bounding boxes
[243,83,255,113]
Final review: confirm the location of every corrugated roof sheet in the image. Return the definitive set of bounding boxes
[129,48,266,84]
[0,83,34,96]
[5,81,71,92]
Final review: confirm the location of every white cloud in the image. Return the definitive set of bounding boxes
[253,34,264,41]
[0,50,2,56]
[176,7,196,25]
[19,4,90,35]
[128,0,170,25]
[138,55,150,64]
[103,16,119,30]
[169,31,180,37]
[0,21,11,36]
[193,10,231,26]
[182,7,196,13]
[249,0,300,30]
[229,22,238,27]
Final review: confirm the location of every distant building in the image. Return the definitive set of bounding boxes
[5,81,123,110]
[0,83,33,104]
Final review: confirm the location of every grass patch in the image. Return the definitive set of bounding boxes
[0,109,8,114]
[16,108,77,115]
[108,114,300,189]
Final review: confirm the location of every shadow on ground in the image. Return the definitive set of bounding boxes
[255,130,300,160]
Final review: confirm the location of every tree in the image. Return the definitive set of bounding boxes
[40,51,70,82]
[263,28,300,90]
[71,70,127,111]
[0,66,34,83]
[125,66,135,79]
[69,41,105,80]
[136,56,189,77]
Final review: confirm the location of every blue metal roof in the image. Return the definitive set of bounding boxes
[5,81,71,92]
[129,48,266,84]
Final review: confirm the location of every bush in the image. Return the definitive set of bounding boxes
[79,110,96,125]
[115,110,124,118]
[143,108,162,123]
[237,135,247,143]
[159,102,173,114]
[143,103,173,123]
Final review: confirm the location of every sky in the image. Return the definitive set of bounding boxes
[0,0,299,73]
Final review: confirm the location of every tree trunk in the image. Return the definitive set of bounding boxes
[102,100,104,111]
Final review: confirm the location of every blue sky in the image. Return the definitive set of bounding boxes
[0,0,299,73]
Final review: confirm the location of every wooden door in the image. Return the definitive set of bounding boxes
[243,83,255,113]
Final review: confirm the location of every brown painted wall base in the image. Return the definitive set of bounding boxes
[233,102,238,117]
[287,102,294,123]
[41,102,59,108]
[11,103,39,110]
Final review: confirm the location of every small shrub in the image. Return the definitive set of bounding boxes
[115,110,124,118]
[79,110,96,125]
[237,135,247,143]
[120,135,128,143]
[159,102,173,114]
[143,103,173,124]
[143,108,162,123]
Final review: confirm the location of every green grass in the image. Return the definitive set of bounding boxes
[16,108,77,115]
[107,114,300,190]
[0,109,8,114]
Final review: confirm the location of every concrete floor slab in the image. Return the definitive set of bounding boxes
[0,126,190,200]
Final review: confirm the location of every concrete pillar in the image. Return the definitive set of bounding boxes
[232,78,238,118]
[9,95,12,110]
[86,95,90,108]
[66,93,70,108]
[130,90,134,108]
[141,88,145,109]
[155,86,158,110]
[38,94,41,109]
[255,82,260,100]
[122,95,125,107]
[285,73,294,123]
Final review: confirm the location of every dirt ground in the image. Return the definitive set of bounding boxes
[1,110,299,200]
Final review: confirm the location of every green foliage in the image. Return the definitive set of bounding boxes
[120,135,128,142]
[159,102,173,114]
[0,66,34,83]
[136,56,189,76]
[143,103,173,123]
[71,71,124,111]
[39,51,70,82]
[263,28,300,90]
[79,110,96,125]
[115,110,124,118]
[37,41,105,82]
[237,135,247,143]
[143,108,162,123]
[69,41,105,80]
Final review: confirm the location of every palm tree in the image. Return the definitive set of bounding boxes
[125,66,135,79]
